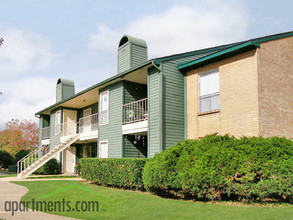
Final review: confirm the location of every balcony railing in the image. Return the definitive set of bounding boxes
[123,98,148,125]
[41,126,50,140]
[79,113,98,133]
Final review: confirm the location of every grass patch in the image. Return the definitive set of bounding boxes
[0,174,17,178]
[13,180,293,220]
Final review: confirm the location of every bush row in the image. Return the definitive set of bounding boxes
[80,135,293,202]
[81,158,147,189]
[143,134,293,202]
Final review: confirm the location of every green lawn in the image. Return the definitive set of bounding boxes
[0,174,16,178]
[14,181,293,220]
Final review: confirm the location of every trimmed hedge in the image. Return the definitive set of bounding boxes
[81,158,148,189]
[143,134,293,202]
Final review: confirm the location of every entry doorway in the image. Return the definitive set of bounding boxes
[83,108,92,133]
[63,147,76,174]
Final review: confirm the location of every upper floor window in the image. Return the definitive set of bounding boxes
[198,69,219,113]
[55,110,61,135]
[99,90,109,125]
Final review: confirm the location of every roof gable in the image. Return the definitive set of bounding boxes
[178,31,293,71]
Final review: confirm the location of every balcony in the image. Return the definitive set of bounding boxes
[122,98,148,135]
[41,126,50,145]
[42,126,50,140]
[78,113,98,141]
[59,113,99,142]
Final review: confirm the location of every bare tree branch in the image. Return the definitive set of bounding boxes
[0,38,4,47]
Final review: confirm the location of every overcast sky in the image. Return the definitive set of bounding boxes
[0,0,292,129]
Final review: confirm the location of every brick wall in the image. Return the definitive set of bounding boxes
[186,50,260,139]
[258,36,293,138]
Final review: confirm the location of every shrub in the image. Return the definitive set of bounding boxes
[0,150,16,168]
[143,134,293,202]
[81,158,148,189]
[15,149,31,162]
[35,158,60,175]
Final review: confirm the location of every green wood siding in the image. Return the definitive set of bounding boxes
[98,82,123,158]
[161,54,212,150]
[123,135,147,158]
[131,44,148,69]
[148,67,161,157]
[118,43,131,73]
[123,81,147,104]
[56,84,75,103]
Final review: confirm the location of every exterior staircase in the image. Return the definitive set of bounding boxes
[17,134,79,179]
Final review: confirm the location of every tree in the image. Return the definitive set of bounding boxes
[0,119,38,156]
[0,38,4,47]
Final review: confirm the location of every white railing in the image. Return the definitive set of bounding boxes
[123,98,148,124]
[41,126,50,140]
[79,113,98,134]
[17,133,59,175]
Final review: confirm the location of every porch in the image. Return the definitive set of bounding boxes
[122,98,148,135]
[60,112,99,143]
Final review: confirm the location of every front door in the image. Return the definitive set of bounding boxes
[63,110,77,136]
[83,108,91,133]
[63,147,76,174]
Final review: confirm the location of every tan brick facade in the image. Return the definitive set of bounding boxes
[186,36,293,139]
[258,36,293,138]
[186,50,259,139]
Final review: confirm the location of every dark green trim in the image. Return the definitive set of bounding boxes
[154,42,239,64]
[184,75,187,139]
[178,31,293,71]
[36,60,153,115]
[158,65,163,152]
[178,41,259,71]
[147,70,150,158]
[61,107,79,111]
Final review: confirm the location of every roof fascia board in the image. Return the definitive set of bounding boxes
[178,41,258,71]
[36,60,153,115]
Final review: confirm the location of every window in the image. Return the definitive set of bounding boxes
[55,110,61,135]
[99,141,108,158]
[199,69,220,113]
[99,90,109,125]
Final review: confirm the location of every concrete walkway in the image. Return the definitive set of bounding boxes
[0,178,79,220]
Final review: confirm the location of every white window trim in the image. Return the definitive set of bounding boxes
[55,110,61,135]
[99,90,109,126]
[99,140,109,158]
[198,69,220,113]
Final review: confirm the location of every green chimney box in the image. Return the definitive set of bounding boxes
[118,35,148,74]
[56,78,75,103]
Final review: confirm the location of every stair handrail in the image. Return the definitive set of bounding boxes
[17,145,41,173]
[17,132,61,175]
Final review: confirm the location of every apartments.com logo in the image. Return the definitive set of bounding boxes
[5,199,99,216]
[4,183,106,216]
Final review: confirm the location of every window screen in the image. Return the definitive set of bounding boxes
[199,70,219,113]
[99,91,109,125]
